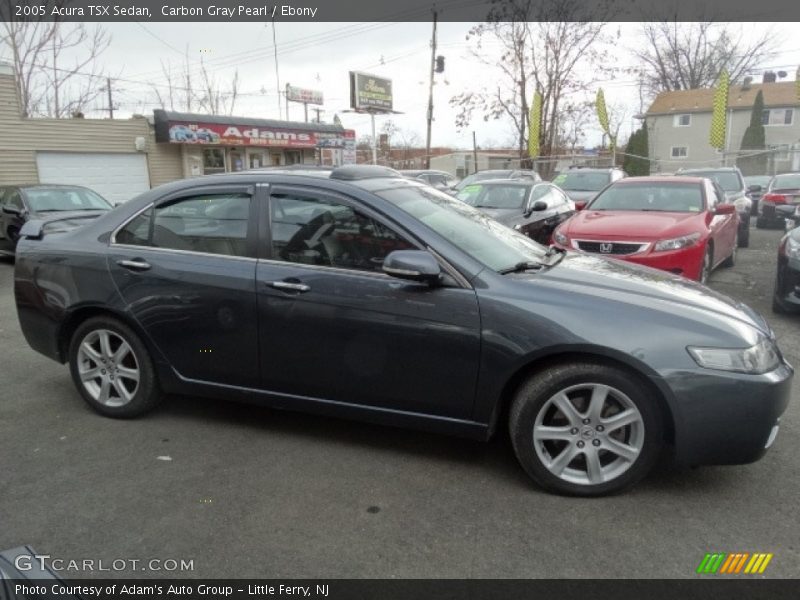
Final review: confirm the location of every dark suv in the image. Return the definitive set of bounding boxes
[678,167,751,247]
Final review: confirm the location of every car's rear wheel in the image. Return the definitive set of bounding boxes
[738,219,750,248]
[722,235,737,268]
[509,362,663,496]
[68,316,161,418]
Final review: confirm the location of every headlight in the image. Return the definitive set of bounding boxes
[733,197,749,211]
[687,338,781,374]
[554,231,568,245]
[785,236,800,259]
[654,232,701,252]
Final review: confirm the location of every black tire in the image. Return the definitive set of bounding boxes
[509,361,663,496]
[738,229,749,248]
[772,296,785,314]
[722,237,737,268]
[699,245,713,283]
[68,316,162,418]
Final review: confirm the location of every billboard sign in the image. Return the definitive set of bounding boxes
[286,85,324,106]
[349,71,393,112]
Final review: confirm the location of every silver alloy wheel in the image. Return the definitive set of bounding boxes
[76,329,140,407]
[532,383,645,486]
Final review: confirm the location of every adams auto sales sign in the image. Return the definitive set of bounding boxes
[153,110,354,148]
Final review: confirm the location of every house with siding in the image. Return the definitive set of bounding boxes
[644,81,800,174]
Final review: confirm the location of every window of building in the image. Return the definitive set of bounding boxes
[270,192,414,272]
[671,146,689,158]
[285,151,302,165]
[203,149,227,175]
[673,114,692,127]
[150,194,251,256]
[762,108,794,126]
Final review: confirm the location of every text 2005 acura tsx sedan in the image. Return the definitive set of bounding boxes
[14,165,792,496]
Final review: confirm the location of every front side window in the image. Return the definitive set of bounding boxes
[116,208,152,246]
[270,192,414,272]
[5,190,24,210]
[552,171,610,192]
[687,171,742,192]
[458,184,531,210]
[144,193,250,256]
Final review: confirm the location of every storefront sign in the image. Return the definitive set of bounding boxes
[286,85,324,106]
[349,71,393,112]
[157,118,354,149]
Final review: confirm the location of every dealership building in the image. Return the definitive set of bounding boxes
[0,63,356,204]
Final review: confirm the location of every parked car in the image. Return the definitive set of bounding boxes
[14,166,790,496]
[0,184,113,257]
[551,166,627,206]
[456,180,574,244]
[552,176,739,283]
[773,222,800,313]
[678,167,751,247]
[169,124,196,142]
[756,172,800,229]
[453,169,541,192]
[400,169,459,191]
[744,175,772,216]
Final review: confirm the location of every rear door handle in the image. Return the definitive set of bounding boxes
[268,281,310,293]
[116,259,151,271]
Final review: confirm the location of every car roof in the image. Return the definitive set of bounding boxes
[615,176,706,185]
[679,167,740,173]
[459,179,535,187]
[564,167,620,172]
[4,184,99,191]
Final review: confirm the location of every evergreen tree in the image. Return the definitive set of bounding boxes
[623,125,650,176]
[737,90,767,175]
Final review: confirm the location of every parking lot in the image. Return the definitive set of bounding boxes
[1,223,798,579]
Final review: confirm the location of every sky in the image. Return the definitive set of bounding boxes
[4,21,800,150]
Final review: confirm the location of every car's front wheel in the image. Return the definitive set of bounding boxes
[68,316,162,418]
[509,362,663,496]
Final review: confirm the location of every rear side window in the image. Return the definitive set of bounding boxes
[115,194,251,257]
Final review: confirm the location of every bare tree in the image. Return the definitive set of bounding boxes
[152,53,240,116]
[196,58,240,116]
[556,101,592,154]
[381,119,423,166]
[0,15,110,117]
[450,0,616,177]
[633,22,777,95]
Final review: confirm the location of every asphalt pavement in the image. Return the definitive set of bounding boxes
[1,224,798,578]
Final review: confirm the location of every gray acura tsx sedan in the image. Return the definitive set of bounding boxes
[13,165,792,496]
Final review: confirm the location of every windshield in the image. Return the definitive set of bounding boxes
[26,188,111,212]
[457,184,531,209]
[552,171,610,192]
[687,171,742,192]
[771,174,800,190]
[589,182,704,213]
[454,171,512,190]
[377,185,548,272]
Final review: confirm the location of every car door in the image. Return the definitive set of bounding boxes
[0,188,26,254]
[256,184,482,419]
[706,180,737,264]
[107,184,261,388]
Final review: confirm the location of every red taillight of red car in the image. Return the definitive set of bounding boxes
[763,193,789,205]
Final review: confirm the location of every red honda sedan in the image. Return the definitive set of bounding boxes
[552,176,739,283]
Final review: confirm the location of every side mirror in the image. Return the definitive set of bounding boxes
[574,200,588,211]
[747,184,762,193]
[382,250,442,284]
[523,200,548,217]
[714,203,736,215]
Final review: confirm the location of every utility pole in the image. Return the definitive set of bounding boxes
[106,77,114,119]
[271,20,282,120]
[472,131,478,174]
[371,111,377,165]
[424,9,438,169]
[313,108,323,123]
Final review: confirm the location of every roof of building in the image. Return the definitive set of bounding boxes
[153,109,347,133]
[645,81,800,116]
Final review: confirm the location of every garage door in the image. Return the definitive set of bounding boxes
[36,152,150,205]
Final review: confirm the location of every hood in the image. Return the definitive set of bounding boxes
[564,190,598,202]
[562,210,700,240]
[519,252,770,337]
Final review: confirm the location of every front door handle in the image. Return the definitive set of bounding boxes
[268,280,310,293]
[116,259,151,271]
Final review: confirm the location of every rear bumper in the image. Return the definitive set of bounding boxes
[663,362,793,466]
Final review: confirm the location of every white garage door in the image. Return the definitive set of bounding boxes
[36,152,150,205]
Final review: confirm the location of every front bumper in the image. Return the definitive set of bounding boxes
[663,361,793,466]
[611,244,705,281]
